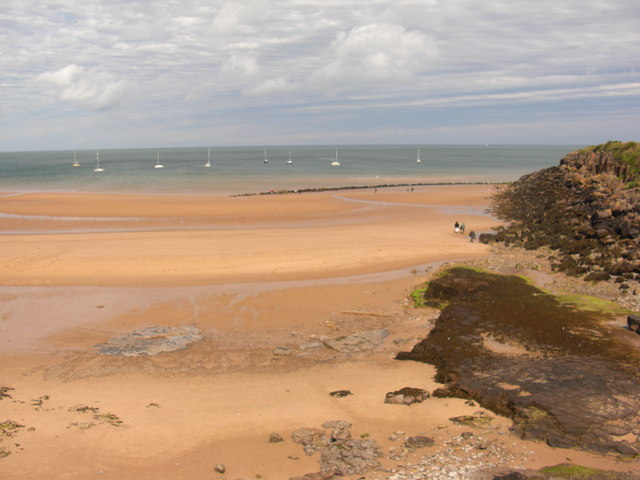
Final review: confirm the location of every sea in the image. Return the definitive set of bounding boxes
[0,145,583,196]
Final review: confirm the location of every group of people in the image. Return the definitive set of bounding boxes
[454,221,476,242]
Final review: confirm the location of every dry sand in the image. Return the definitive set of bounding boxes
[0,185,636,479]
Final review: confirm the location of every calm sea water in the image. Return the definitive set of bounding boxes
[0,145,581,195]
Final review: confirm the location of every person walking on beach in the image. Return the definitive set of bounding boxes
[454,221,459,233]
[459,222,465,234]
[469,230,476,242]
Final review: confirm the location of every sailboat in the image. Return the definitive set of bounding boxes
[263,148,268,164]
[154,149,164,168]
[204,148,212,167]
[94,151,104,172]
[416,148,421,164]
[72,151,80,167]
[287,150,293,165]
[331,147,340,167]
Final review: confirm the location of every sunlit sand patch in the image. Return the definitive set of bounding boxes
[481,333,535,356]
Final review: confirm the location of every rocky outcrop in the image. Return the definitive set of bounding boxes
[489,142,640,282]
[291,421,380,476]
[397,267,640,456]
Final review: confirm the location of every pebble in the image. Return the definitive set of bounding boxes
[214,464,225,473]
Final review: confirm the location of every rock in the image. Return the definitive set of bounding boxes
[321,329,389,353]
[583,271,611,282]
[273,346,293,356]
[384,387,429,405]
[94,326,202,356]
[396,267,640,456]
[628,315,640,333]
[449,414,494,427]
[491,473,527,480]
[289,472,335,480]
[478,233,497,245]
[491,143,640,280]
[329,390,352,398]
[214,463,226,473]
[404,435,435,449]
[269,432,284,443]
[291,422,380,476]
[322,329,389,353]
[292,428,329,455]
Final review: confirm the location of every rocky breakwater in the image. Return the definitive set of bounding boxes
[486,141,640,284]
[396,267,640,456]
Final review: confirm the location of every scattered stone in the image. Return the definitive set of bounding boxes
[321,329,389,353]
[329,390,352,398]
[94,326,202,356]
[31,395,50,409]
[214,463,226,473]
[299,342,323,351]
[384,387,429,405]
[273,346,292,356]
[289,472,335,480]
[69,405,99,413]
[269,432,284,443]
[0,420,24,437]
[292,421,380,476]
[0,386,14,400]
[404,435,435,449]
[449,413,494,428]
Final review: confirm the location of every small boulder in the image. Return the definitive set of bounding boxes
[329,390,353,398]
[269,432,284,443]
[404,435,435,449]
[384,387,429,405]
[628,315,640,334]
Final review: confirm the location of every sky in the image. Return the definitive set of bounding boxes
[1,0,639,151]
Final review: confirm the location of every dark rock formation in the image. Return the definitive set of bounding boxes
[397,267,640,456]
[490,142,640,281]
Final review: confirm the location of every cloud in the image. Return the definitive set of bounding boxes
[311,23,438,90]
[211,0,266,35]
[222,53,258,76]
[1,0,638,149]
[37,64,127,110]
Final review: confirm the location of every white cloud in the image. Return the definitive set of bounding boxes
[222,53,258,76]
[311,23,438,90]
[211,0,266,35]
[245,77,295,96]
[37,64,127,110]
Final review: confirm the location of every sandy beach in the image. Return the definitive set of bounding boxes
[0,185,636,479]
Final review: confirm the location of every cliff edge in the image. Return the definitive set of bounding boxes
[488,141,640,283]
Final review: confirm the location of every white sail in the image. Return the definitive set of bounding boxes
[331,147,340,166]
[94,151,103,172]
[154,149,164,168]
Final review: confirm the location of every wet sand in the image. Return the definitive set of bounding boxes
[0,185,635,479]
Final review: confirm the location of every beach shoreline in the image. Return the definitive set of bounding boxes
[0,185,637,479]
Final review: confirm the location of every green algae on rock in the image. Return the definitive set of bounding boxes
[397,267,640,456]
